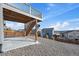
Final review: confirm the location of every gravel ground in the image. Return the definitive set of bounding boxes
[0,36,79,56]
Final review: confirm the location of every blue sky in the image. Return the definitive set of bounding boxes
[5,3,79,31]
[31,3,79,30]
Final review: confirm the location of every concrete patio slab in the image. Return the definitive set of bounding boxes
[2,37,39,52]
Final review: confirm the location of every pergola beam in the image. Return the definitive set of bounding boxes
[3,8,34,23]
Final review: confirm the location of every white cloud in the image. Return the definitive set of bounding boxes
[75,27,79,30]
[6,21,24,30]
[48,18,79,31]
[62,22,69,27]
[49,21,69,30]
[68,27,79,30]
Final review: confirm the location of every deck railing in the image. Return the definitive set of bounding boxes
[5,3,42,19]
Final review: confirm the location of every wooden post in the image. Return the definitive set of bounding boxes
[24,23,27,37]
[35,20,38,43]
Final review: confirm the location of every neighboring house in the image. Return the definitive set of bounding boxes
[53,31,64,40]
[62,30,79,40]
[41,28,54,39]
[53,30,79,41]
[54,31,62,36]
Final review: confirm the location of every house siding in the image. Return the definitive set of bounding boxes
[63,31,79,40]
[41,28,54,39]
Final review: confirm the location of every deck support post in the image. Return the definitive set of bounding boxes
[35,20,39,43]
[0,4,4,53]
[24,23,28,36]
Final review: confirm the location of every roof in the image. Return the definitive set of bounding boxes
[42,28,54,30]
[55,30,79,34]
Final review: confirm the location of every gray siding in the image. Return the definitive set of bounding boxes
[63,31,79,40]
[41,28,54,39]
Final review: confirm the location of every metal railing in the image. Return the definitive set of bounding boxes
[5,3,42,19]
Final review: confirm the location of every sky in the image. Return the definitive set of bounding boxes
[5,3,79,31]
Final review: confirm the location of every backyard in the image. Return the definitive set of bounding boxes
[0,36,79,56]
